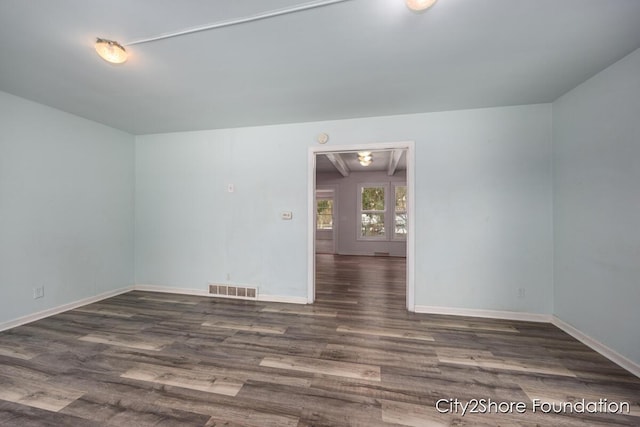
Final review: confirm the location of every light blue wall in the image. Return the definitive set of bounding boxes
[136,104,553,312]
[553,48,640,365]
[135,128,309,298]
[0,91,135,324]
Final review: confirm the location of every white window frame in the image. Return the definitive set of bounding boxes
[357,183,389,241]
[316,197,334,231]
[392,183,408,241]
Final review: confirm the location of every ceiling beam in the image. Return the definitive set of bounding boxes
[387,149,403,176]
[325,153,350,177]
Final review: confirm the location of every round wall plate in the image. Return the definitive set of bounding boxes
[317,133,329,144]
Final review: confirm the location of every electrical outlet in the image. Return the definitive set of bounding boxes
[517,288,525,298]
[33,286,44,299]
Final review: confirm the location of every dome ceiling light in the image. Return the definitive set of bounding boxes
[406,0,438,12]
[95,38,127,64]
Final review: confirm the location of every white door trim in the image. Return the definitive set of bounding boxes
[308,140,416,311]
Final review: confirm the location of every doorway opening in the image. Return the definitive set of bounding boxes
[308,141,415,311]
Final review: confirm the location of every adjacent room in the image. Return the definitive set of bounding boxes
[1,0,639,425]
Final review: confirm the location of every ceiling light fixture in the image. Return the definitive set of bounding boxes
[95,38,128,64]
[358,151,373,167]
[406,0,438,12]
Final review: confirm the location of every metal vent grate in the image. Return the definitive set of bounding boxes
[208,284,258,300]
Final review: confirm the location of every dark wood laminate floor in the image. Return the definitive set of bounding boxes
[0,254,639,426]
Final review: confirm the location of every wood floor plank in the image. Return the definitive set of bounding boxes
[0,343,38,360]
[72,306,135,318]
[0,361,53,383]
[260,355,382,381]
[137,295,200,305]
[314,297,359,305]
[121,363,244,396]
[202,319,287,335]
[0,375,85,412]
[237,381,386,427]
[337,324,435,342]
[81,378,303,425]
[62,391,212,426]
[204,405,300,427]
[78,331,172,351]
[321,343,440,370]
[0,400,97,427]
[436,348,576,377]
[419,318,521,333]
[260,306,338,318]
[221,331,328,358]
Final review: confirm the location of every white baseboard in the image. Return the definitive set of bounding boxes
[331,250,407,258]
[413,305,638,378]
[0,286,134,332]
[552,316,640,378]
[414,305,552,323]
[134,284,209,297]
[0,284,308,331]
[134,284,307,305]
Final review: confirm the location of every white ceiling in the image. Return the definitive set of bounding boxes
[1,0,639,135]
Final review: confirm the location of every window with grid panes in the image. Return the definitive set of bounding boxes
[359,185,386,239]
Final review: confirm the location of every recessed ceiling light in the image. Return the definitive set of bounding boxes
[406,0,438,12]
[95,38,128,64]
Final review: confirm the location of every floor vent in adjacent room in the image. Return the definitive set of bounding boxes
[208,284,258,300]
